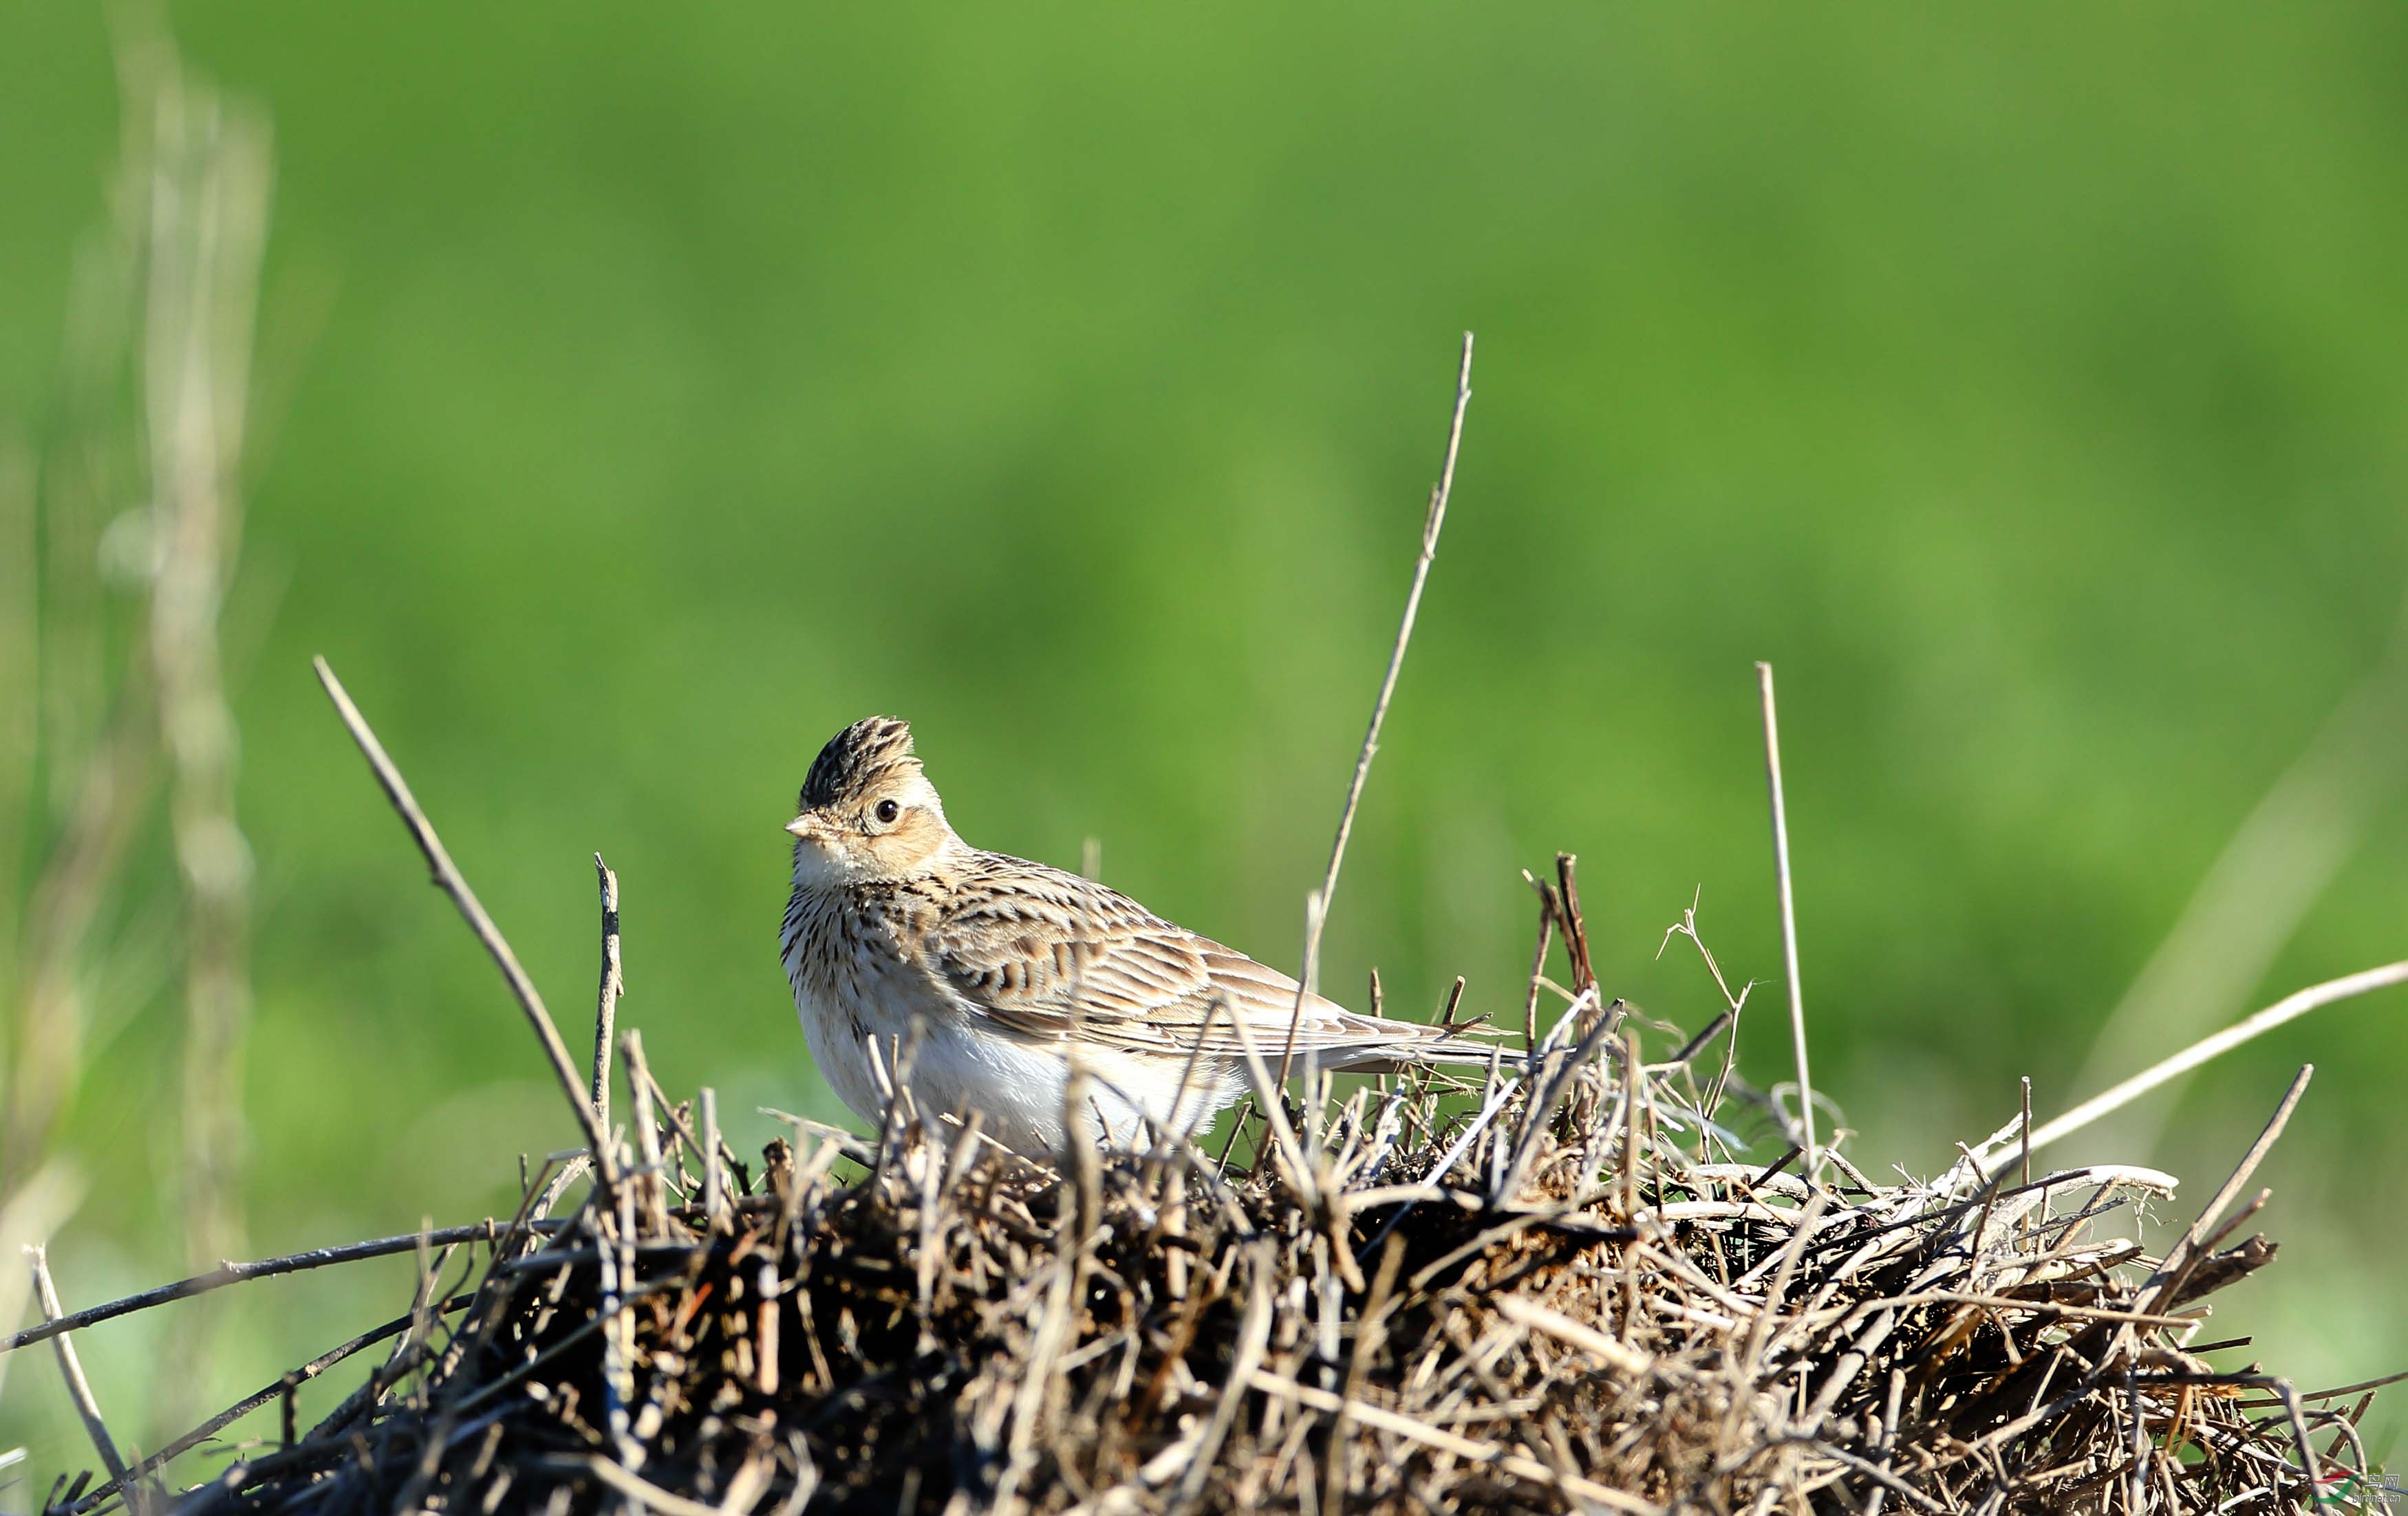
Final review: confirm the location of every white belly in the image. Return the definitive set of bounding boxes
[783,935,1239,1154]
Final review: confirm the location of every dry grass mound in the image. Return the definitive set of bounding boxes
[23,854,2386,1516]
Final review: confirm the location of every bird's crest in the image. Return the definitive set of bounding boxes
[799,716,921,810]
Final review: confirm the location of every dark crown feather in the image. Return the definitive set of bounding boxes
[799,717,919,810]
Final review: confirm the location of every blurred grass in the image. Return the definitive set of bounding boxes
[3,0,2406,1477]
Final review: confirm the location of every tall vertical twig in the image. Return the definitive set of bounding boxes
[144,19,274,1254]
[313,658,617,1182]
[107,17,279,1431]
[1277,332,1474,1086]
[1756,662,1818,1182]
[26,1246,130,1491]
[1518,875,1557,1054]
[700,1087,728,1231]
[592,854,623,1131]
[621,1030,668,1231]
[2018,1078,2032,1193]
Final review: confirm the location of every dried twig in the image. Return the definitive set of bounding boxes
[1277,332,1474,1086]
[0,1217,555,1354]
[1755,662,1818,1180]
[27,1246,129,1490]
[1994,961,2408,1171]
[591,854,623,1129]
[2138,1063,2312,1314]
[312,657,617,1180]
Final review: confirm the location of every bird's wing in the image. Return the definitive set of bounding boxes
[926,853,1485,1065]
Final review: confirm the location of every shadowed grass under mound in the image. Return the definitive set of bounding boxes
[45,895,2385,1516]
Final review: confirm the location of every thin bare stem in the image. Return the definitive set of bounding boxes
[2140,1064,2313,1313]
[623,1030,668,1231]
[2019,1077,2032,1193]
[1,1217,557,1355]
[137,57,273,1398]
[1277,332,1474,1087]
[312,657,616,1180]
[1997,960,2408,1169]
[701,1087,727,1230]
[26,1246,129,1488]
[1225,1000,1320,1211]
[592,854,623,1131]
[1756,662,1818,1179]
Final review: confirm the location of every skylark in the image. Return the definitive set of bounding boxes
[779,717,1501,1155]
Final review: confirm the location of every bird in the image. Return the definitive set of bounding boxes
[777,716,1504,1156]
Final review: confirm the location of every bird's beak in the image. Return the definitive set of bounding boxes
[784,814,817,840]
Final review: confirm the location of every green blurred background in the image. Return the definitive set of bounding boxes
[4,0,2405,1485]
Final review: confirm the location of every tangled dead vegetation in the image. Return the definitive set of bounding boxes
[13,838,2396,1515]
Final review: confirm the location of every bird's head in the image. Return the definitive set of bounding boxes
[785,716,961,887]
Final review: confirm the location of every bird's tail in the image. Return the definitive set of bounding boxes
[1315,1022,1512,1076]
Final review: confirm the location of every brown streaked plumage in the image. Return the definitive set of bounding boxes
[778,716,1501,1154]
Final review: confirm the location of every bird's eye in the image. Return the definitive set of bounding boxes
[874,799,901,825]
